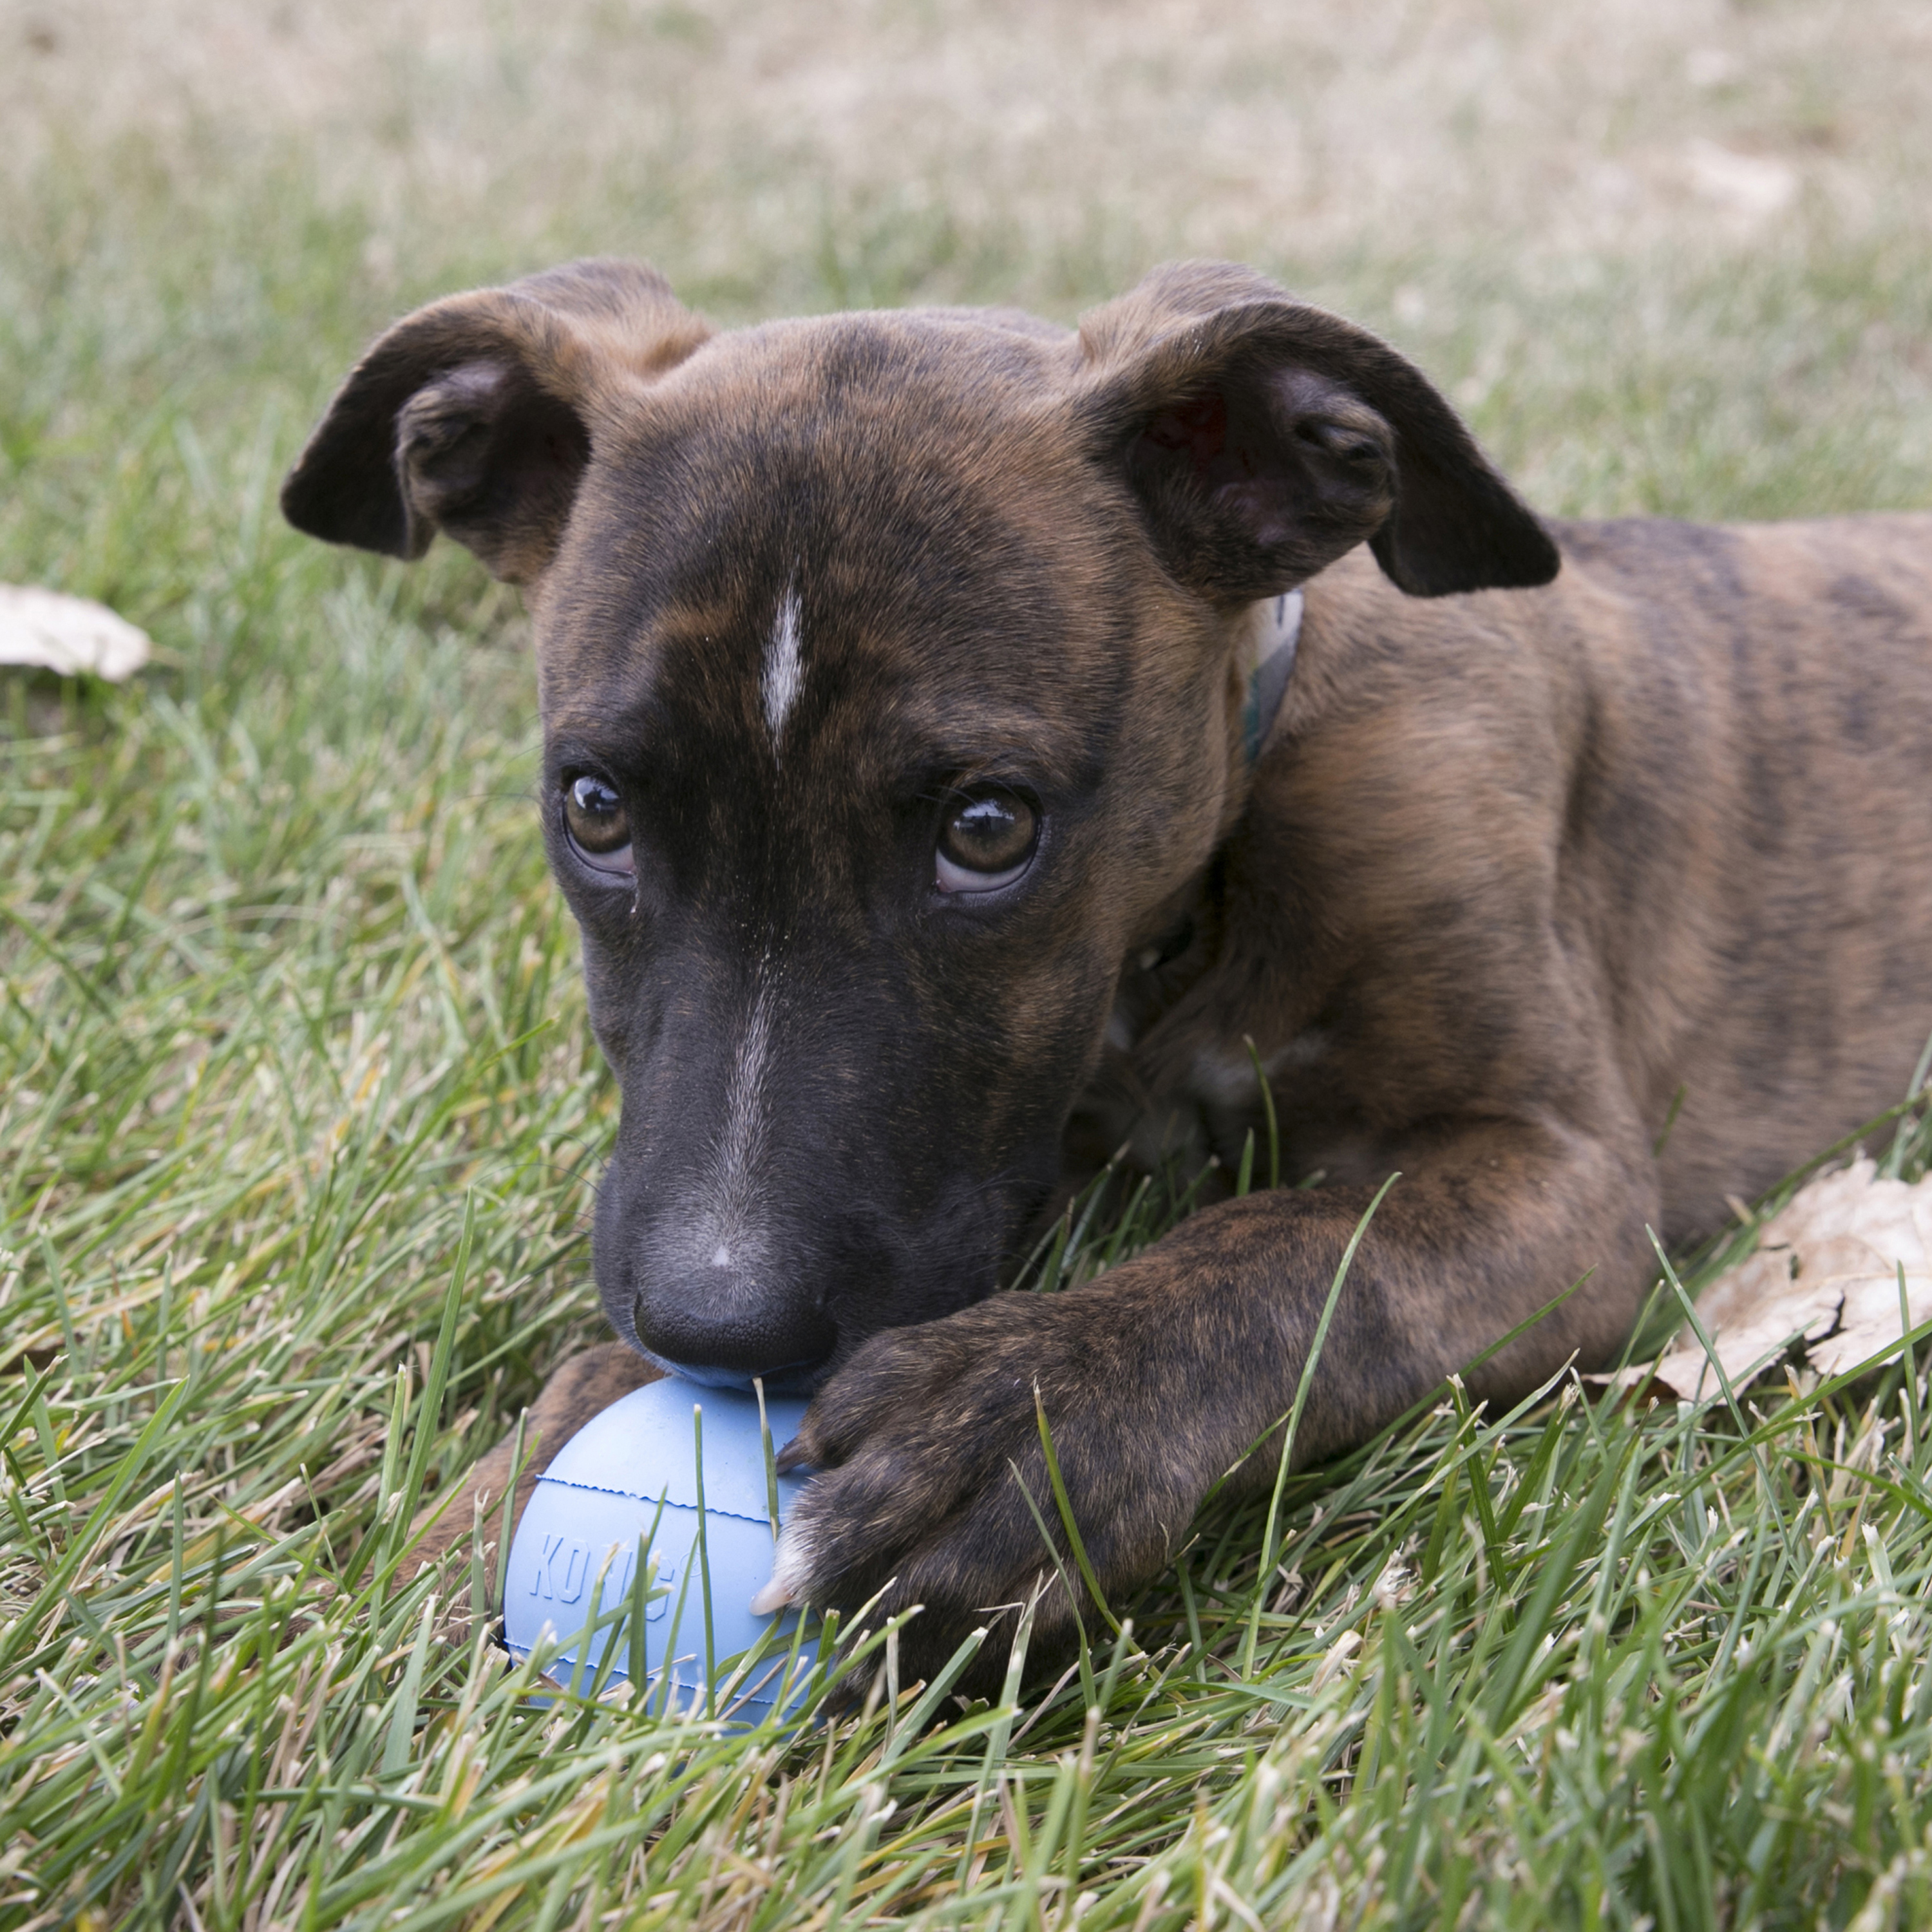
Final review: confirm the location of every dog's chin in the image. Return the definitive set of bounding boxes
[633,1347,828,1397]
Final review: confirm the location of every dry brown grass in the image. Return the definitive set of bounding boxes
[12,0,1932,299]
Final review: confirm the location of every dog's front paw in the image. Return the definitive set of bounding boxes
[750,1291,1202,1698]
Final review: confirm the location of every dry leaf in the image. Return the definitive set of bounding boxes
[0,585,151,681]
[1634,1159,1932,1401]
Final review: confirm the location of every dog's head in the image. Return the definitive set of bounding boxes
[284,258,1556,1389]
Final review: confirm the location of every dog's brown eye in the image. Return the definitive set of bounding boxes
[563,774,634,876]
[936,790,1037,894]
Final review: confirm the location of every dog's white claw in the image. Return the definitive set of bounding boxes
[749,1577,793,1616]
[750,1522,813,1616]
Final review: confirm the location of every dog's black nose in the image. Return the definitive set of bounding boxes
[631,1291,835,1396]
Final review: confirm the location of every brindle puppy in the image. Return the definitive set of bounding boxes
[283,258,1932,1694]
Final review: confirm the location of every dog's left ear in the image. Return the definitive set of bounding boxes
[281,258,710,583]
[1077,261,1558,602]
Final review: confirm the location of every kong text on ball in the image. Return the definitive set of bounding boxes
[502,1376,817,1721]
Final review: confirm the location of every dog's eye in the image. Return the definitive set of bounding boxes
[936,790,1037,894]
[562,774,634,876]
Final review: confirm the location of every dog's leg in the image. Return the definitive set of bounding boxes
[758,1113,1656,1696]
[406,1343,661,1616]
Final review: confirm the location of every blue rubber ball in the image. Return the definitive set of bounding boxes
[502,1376,817,1721]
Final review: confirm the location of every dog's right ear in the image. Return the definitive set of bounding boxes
[281,259,710,583]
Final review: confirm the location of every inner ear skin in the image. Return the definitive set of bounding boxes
[394,360,592,583]
[1125,364,1397,604]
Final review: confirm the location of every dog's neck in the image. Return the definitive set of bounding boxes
[1240,588,1304,765]
[1106,587,1305,1049]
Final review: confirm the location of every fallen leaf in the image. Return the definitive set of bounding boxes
[0,585,151,681]
[1633,1159,1932,1401]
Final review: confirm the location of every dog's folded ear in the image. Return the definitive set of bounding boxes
[281,259,710,583]
[1077,261,1558,602]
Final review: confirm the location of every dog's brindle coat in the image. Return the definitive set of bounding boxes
[285,258,1932,1694]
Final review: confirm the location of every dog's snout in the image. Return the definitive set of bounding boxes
[630,1265,837,1393]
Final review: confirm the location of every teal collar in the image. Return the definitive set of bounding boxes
[1241,588,1304,765]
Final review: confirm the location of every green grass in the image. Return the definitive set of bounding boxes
[7,9,1932,1924]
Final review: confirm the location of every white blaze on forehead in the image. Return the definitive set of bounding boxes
[762,587,805,745]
